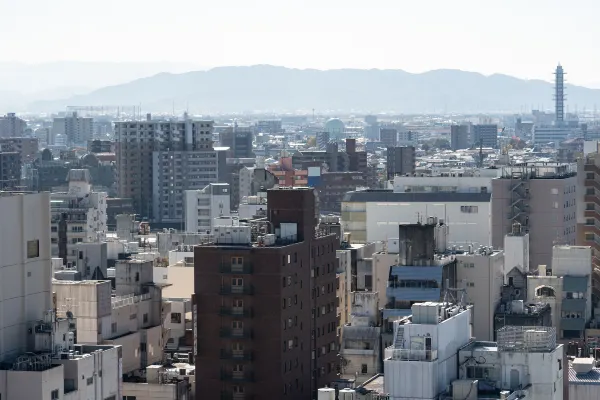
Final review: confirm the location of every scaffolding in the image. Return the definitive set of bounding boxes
[497,326,556,353]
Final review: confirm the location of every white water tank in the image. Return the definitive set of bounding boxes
[339,388,356,399]
[318,388,335,400]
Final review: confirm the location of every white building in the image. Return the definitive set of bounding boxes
[342,190,492,247]
[50,169,107,264]
[0,192,52,362]
[527,245,592,340]
[238,191,268,219]
[0,112,27,137]
[340,292,381,384]
[52,112,94,145]
[456,247,504,341]
[391,171,498,194]
[503,222,530,276]
[184,183,230,233]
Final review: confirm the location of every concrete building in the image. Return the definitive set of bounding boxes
[316,171,365,213]
[114,117,217,221]
[50,169,107,264]
[184,183,230,233]
[0,137,38,162]
[340,292,381,384]
[456,247,504,341]
[386,146,415,180]
[316,131,330,150]
[238,166,278,206]
[533,126,573,144]
[379,127,397,148]
[87,139,114,154]
[0,112,27,137]
[0,149,21,189]
[256,120,282,134]
[238,191,268,219]
[52,112,94,145]
[342,189,492,246]
[219,126,254,159]
[193,187,339,399]
[450,124,470,150]
[472,124,498,148]
[527,245,592,340]
[568,357,600,400]
[491,163,577,269]
[391,169,499,193]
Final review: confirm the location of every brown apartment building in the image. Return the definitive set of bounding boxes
[194,187,339,399]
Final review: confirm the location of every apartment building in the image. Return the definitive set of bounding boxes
[379,127,397,148]
[237,166,278,206]
[52,112,94,145]
[219,126,254,159]
[450,124,470,150]
[50,169,107,264]
[386,146,415,180]
[0,137,38,162]
[0,112,27,137]
[491,163,577,270]
[115,117,218,221]
[194,187,339,399]
[0,149,21,189]
[184,183,230,233]
[472,124,498,148]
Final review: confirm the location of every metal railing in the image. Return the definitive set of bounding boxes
[111,292,152,308]
[219,307,254,317]
[388,348,438,361]
[220,285,254,295]
[219,262,253,274]
[219,328,254,339]
[220,350,254,361]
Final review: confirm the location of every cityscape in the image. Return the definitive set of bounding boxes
[4,2,600,399]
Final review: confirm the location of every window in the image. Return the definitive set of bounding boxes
[460,206,478,214]
[586,219,595,226]
[361,364,368,374]
[586,233,595,241]
[365,275,373,290]
[558,359,562,370]
[27,240,39,258]
[232,321,243,329]
[51,390,60,400]
[87,377,94,385]
[233,364,244,372]
[171,312,182,324]
[143,313,148,323]
[232,278,243,287]
[232,385,244,394]
[111,322,117,333]
[467,282,475,287]
[231,257,243,265]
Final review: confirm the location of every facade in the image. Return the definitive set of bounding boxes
[450,124,470,150]
[0,137,38,162]
[256,120,282,134]
[325,118,345,140]
[472,124,498,148]
[115,118,216,220]
[238,167,278,206]
[0,112,27,137]
[50,169,108,264]
[193,187,339,399]
[219,127,254,159]
[87,139,114,154]
[52,112,94,145]
[316,171,365,213]
[316,131,330,150]
[533,127,573,144]
[340,292,381,384]
[456,248,504,341]
[491,163,577,269]
[184,183,230,233]
[342,189,492,246]
[379,128,397,148]
[0,150,21,189]
[386,146,415,180]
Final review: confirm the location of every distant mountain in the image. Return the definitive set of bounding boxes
[28,65,600,114]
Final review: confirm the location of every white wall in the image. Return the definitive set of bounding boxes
[504,234,530,275]
[393,176,493,193]
[365,201,491,247]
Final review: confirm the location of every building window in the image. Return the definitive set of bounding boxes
[467,282,475,287]
[111,322,117,333]
[87,377,94,385]
[586,233,595,241]
[586,219,595,226]
[27,240,39,258]
[232,385,244,394]
[361,364,368,374]
[460,206,478,214]
[232,278,243,287]
[51,390,59,400]
[143,313,148,323]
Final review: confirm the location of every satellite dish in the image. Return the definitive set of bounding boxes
[66,311,74,320]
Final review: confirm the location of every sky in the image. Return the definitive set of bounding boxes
[1,0,599,86]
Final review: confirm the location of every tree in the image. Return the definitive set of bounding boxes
[307,136,317,147]
[433,138,450,150]
[421,143,431,152]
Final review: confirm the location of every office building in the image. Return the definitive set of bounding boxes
[52,112,94,145]
[0,112,27,138]
[88,139,114,154]
[555,64,565,126]
[316,131,330,150]
[315,171,365,213]
[379,128,397,148]
[472,124,498,148]
[219,126,254,159]
[50,169,107,264]
[386,146,415,180]
[450,124,470,150]
[0,149,21,189]
[397,130,418,147]
[237,167,278,207]
[364,115,379,140]
[193,187,339,399]
[115,117,217,221]
[256,120,282,134]
[491,163,577,269]
[0,137,38,162]
[184,183,231,233]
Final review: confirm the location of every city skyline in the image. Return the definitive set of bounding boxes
[2,0,600,86]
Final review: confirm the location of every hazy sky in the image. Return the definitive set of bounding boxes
[2,0,599,86]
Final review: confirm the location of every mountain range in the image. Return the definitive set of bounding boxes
[18,65,600,114]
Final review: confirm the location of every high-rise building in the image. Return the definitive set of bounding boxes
[0,112,27,138]
[472,124,498,148]
[114,117,218,221]
[219,126,254,159]
[0,149,21,189]
[491,163,577,269]
[555,64,565,126]
[52,112,93,145]
[193,187,339,399]
[386,146,415,180]
[379,127,397,148]
[184,183,231,233]
[316,131,330,150]
[256,120,282,134]
[450,124,470,150]
[0,137,38,163]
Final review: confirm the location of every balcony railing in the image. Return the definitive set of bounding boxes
[219,307,254,317]
[388,348,438,361]
[220,285,254,295]
[220,328,254,339]
[220,349,254,361]
[219,262,253,274]
[221,371,255,382]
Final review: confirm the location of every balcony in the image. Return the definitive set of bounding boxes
[219,262,253,274]
[388,348,438,361]
[221,371,255,382]
[220,328,254,339]
[219,307,254,317]
[220,350,254,361]
[221,392,253,400]
[220,285,254,295]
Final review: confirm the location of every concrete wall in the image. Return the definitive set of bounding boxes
[0,364,63,400]
[0,192,52,362]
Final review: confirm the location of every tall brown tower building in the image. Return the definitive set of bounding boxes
[194,187,339,399]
